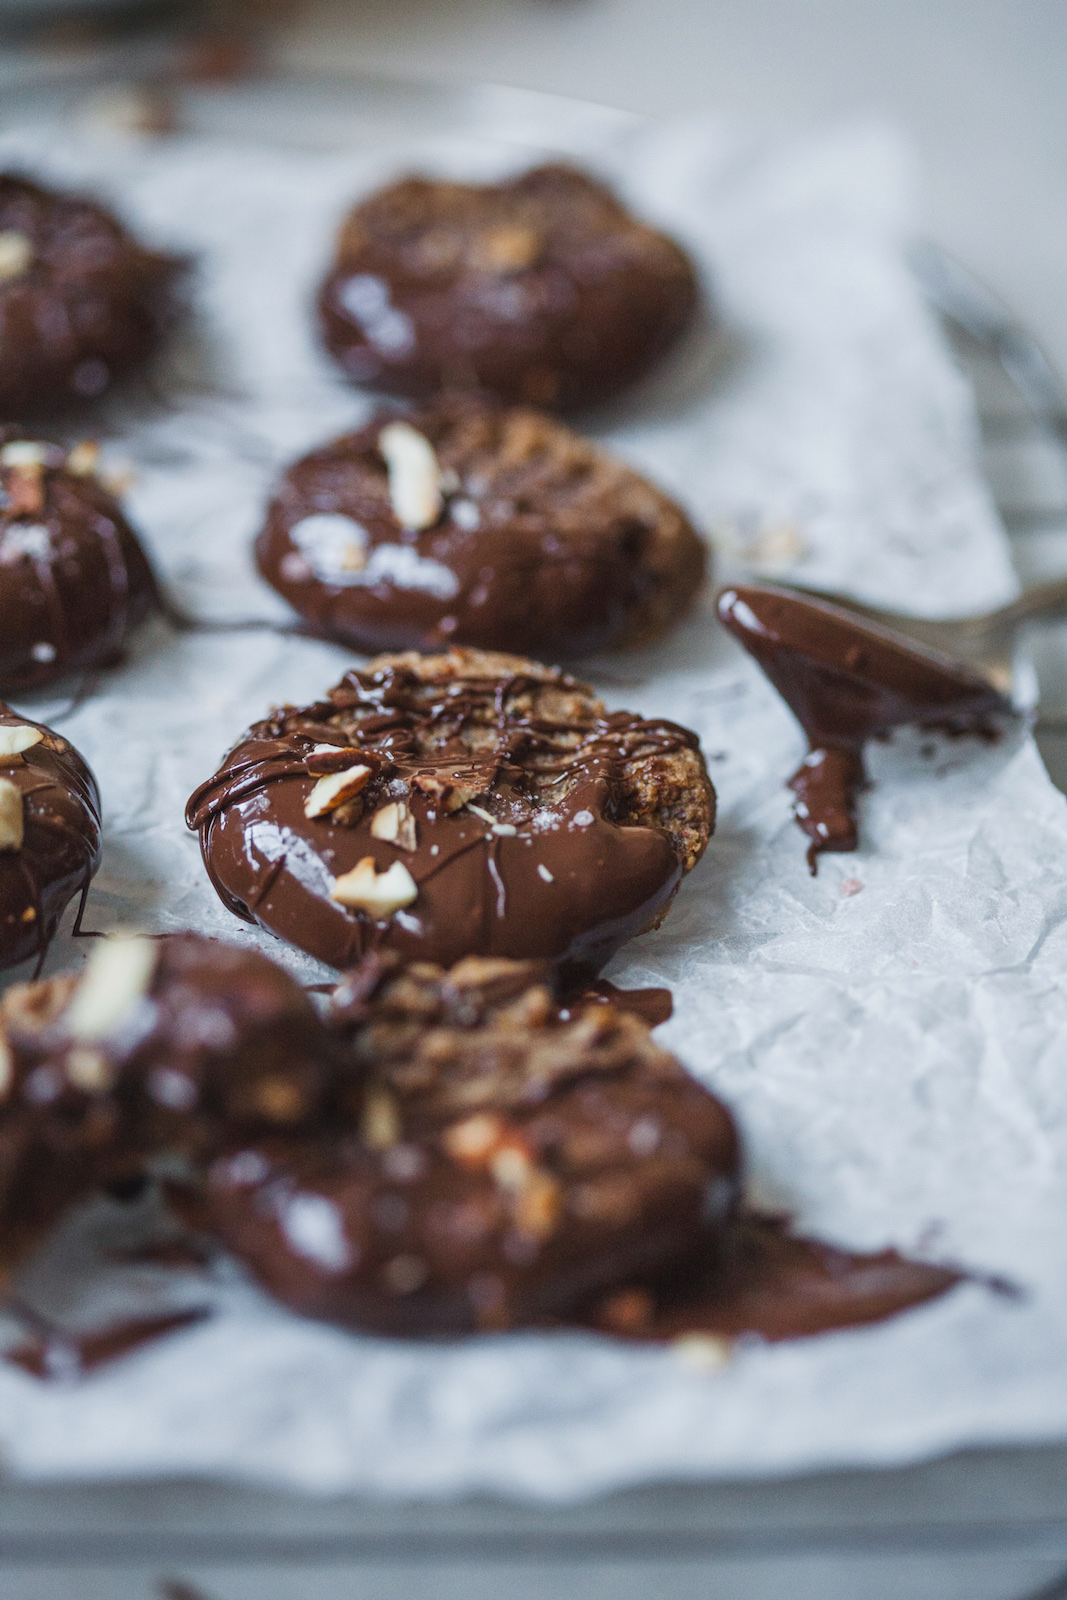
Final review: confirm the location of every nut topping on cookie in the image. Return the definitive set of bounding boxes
[0,726,44,761]
[0,779,23,851]
[378,421,442,532]
[0,230,32,280]
[304,765,373,820]
[330,857,418,917]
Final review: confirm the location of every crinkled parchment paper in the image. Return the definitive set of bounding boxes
[0,103,1064,1498]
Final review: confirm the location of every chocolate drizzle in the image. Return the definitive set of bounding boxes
[718,584,1013,871]
[586,1215,963,1344]
[186,650,714,978]
[0,701,100,974]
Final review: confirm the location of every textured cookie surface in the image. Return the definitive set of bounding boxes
[0,172,179,416]
[0,433,158,690]
[187,648,714,976]
[197,952,740,1334]
[256,399,706,656]
[318,164,700,411]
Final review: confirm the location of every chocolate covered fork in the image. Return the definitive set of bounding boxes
[718,583,1016,872]
[770,575,1067,699]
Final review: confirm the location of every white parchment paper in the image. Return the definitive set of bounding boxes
[0,101,1064,1497]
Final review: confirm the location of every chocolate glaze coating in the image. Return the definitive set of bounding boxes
[0,432,159,691]
[318,164,700,412]
[255,399,707,656]
[0,938,962,1347]
[0,702,100,975]
[718,584,1012,871]
[186,648,715,978]
[0,932,335,1285]
[0,172,180,417]
[189,953,740,1334]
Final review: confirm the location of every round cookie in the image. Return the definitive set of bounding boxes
[186,648,714,978]
[0,931,336,1284]
[317,163,700,412]
[194,952,740,1335]
[0,171,180,417]
[255,399,707,656]
[0,702,101,973]
[0,432,159,691]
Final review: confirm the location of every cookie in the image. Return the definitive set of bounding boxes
[317,164,700,411]
[193,952,740,1334]
[255,399,706,656]
[0,703,100,975]
[186,648,714,977]
[0,172,180,417]
[0,931,336,1283]
[718,584,1012,871]
[0,433,159,691]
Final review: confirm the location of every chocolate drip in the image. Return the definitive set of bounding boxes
[6,1308,208,1379]
[586,1214,963,1344]
[0,701,100,974]
[718,584,1012,871]
[187,653,713,979]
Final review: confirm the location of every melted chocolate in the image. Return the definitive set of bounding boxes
[586,1214,962,1344]
[0,172,181,416]
[255,399,706,657]
[6,1308,208,1379]
[574,979,674,1027]
[0,942,964,1358]
[0,701,100,974]
[186,652,713,978]
[718,585,1012,871]
[318,164,700,413]
[0,431,160,691]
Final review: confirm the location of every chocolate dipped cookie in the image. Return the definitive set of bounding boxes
[187,648,714,977]
[190,952,740,1335]
[0,703,100,974]
[0,931,336,1286]
[255,400,706,656]
[0,433,159,691]
[0,172,180,417]
[318,164,700,411]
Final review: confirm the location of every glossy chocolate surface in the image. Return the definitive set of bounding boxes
[0,940,962,1349]
[318,164,700,412]
[184,952,740,1334]
[0,432,159,691]
[0,172,180,416]
[586,1214,963,1344]
[718,584,1012,870]
[186,650,714,977]
[255,400,706,657]
[0,701,100,976]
